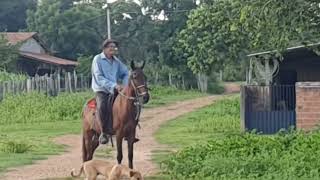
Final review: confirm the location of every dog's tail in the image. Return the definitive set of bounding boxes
[71,165,84,177]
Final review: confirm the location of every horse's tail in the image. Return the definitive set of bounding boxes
[71,165,84,177]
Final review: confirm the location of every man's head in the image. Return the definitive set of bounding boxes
[102,39,118,58]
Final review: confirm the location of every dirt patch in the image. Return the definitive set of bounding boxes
[3,95,226,180]
[224,82,241,94]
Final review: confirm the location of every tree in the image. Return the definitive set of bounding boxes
[27,0,106,59]
[140,0,197,65]
[140,0,198,83]
[176,0,320,75]
[110,0,154,63]
[0,35,19,71]
[0,0,37,31]
[76,54,93,76]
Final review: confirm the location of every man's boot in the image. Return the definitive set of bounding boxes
[99,133,109,144]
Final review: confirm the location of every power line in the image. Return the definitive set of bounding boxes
[119,9,192,15]
[63,14,106,30]
[49,8,194,32]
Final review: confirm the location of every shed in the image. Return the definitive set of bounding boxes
[1,32,78,76]
[241,43,320,133]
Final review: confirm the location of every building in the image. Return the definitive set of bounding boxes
[2,32,78,76]
[241,43,320,133]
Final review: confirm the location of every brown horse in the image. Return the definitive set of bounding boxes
[82,61,149,169]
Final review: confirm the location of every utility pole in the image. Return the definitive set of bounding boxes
[106,0,111,39]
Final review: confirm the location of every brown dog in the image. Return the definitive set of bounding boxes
[71,159,143,180]
[110,164,143,180]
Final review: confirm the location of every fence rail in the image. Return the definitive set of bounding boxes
[0,72,91,100]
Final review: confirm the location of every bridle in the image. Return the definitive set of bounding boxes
[118,74,148,123]
[118,79,147,101]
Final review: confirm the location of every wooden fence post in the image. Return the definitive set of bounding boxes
[182,76,185,90]
[64,73,68,92]
[57,73,61,93]
[80,74,84,91]
[45,74,49,96]
[3,82,5,98]
[27,78,32,93]
[73,71,77,92]
[0,82,3,101]
[68,72,73,93]
[240,86,246,131]
[169,73,173,86]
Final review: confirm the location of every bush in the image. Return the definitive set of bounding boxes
[163,130,320,179]
[207,82,224,94]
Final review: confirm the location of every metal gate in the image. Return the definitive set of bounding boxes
[241,85,296,134]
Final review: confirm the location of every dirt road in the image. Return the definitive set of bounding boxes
[3,94,229,180]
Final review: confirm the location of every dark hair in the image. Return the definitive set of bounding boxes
[102,39,119,49]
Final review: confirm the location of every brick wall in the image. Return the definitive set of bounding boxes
[296,82,320,130]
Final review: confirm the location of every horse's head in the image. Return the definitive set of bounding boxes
[129,60,149,104]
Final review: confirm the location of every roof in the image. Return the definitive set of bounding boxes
[1,32,37,45]
[20,52,78,66]
[247,42,320,57]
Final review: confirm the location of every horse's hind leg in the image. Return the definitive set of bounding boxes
[116,132,124,164]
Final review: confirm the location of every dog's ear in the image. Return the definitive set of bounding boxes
[129,170,137,177]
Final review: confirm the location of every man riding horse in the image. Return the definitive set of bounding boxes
[91,39,128,144]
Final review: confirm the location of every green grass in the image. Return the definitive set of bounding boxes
[145,86,205,108]
[0,86,205,174]
[0,121,81,172]
[0,70,26,82]
[155,96,240,147]
[154,96,320,179]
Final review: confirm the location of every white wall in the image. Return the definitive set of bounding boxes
[19,38,46,54]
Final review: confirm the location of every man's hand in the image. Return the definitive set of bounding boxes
[115,84,124,92]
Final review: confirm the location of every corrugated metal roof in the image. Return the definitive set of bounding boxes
[20,52,78,66]
[247,42,320,57]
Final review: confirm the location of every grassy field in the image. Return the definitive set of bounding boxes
[0,86,204,173]
[145,86,204,108]
[154,96,320,179]
[155,96,240,147]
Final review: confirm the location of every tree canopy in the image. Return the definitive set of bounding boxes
[176,0,320,74]
[27,0,105,59]
[0,35,19,71]
[0,0,37,32]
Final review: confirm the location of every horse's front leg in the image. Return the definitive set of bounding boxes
[128,138,135,169]
[116,132,124,164]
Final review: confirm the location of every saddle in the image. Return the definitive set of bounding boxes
[87,98,97,110]
[85,97,140,143]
